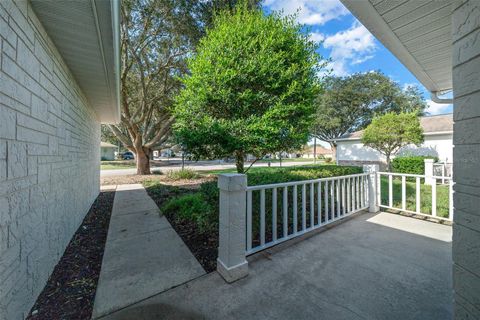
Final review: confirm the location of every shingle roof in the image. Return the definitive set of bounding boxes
[335,113,453,141]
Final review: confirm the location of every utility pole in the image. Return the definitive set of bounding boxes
[313,137,317,164]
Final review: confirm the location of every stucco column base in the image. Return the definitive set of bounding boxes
[217,258,249,283]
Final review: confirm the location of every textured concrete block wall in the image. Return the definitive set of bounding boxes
[452,1,480,318]
[0,1,100,319]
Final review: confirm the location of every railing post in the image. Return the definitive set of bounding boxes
[217,174,248,283]
[363,165,379,213]
[424,159,435,185]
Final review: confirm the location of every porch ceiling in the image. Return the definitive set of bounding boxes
[340,0,452,93]
[30,0,120,124]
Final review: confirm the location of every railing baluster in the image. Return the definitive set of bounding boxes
[359,176,363,208]
[342,178,346,215]
[272,187,277,242]
[330,179,334,220]
[302,184,307,230]
[401,176,406,210]
[432,179,437,217]
[347,178,351,213]
[377,172,381,207]
[247,190,252,252]
[317,181,322,225]
[325,180,329,222]
[336,178,340,218]
[352,177,356,212]
[293,185,298,234]
[260,189,265,246]
[416,177,420,213]
[283,186,288,238]
[388,174,393,208]
[310,182,314,227]
[449,179,453,220]
[356,176,360,210]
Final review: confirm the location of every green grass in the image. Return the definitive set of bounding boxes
[380,176,450,218]
[100,161,136,170]
[257,158,315,163]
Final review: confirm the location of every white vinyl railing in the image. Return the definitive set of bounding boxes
[245,173,369,255]
[377,172,453,221]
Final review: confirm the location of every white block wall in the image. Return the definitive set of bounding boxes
[337,134,453,164]
[452,1,480,318]
[0,1,100,319]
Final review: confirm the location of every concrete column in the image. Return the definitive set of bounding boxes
[217,174,248,283]
[363,165,379,213]
[424,159,435,185]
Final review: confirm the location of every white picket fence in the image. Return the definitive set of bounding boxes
[245,173,369,255]
[216,165,454,283]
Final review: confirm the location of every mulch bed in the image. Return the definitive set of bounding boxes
[26,191,115,320]
[146,185,219,273]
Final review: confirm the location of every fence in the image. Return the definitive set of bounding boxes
[216,164,453,283]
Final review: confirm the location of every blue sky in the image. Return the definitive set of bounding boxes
[262,0,453,115]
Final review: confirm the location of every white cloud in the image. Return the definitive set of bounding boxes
[263,0,349,26]
[309,32,325,43]
[425,99,452,115]
[321,21,376,75]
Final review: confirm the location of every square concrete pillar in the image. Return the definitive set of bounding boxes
[217,174,248,283]
[363,165,379,213]
[424,159,435,186]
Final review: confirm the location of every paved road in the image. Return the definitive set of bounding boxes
[100,160,315,176]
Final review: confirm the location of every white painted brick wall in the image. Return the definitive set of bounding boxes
[452,1,480,318]
[0,1,100,319]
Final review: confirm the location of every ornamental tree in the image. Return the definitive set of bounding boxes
[311,72,426,160]
[362,112,424,171]
[173,5,325,173]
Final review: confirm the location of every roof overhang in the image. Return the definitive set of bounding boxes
[30,0,121,123]
[333,131,453,143]
[340,0,452,95]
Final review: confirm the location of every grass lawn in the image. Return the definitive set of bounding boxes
[380,176,450,218]
[257,158,316,163]
[100,161,136,170]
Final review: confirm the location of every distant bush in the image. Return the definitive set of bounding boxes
[325,157,332,163]
[166,168,199,180]
[392,156,438,175]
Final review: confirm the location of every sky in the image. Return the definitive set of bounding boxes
[262,0,453,116]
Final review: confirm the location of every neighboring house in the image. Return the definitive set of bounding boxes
[300,145,333,159]
[0,0,120,318]
[333,114,453,169]
[339,1,479,317]
[100,142,118,161]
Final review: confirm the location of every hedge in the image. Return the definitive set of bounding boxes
[391,156,438,175]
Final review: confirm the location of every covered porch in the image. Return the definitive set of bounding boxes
[99,211,452,320]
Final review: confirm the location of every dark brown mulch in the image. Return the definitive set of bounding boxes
[26,191,115,320]
[146,184,218,273]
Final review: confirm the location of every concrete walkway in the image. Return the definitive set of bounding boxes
[101,212,452,320]
[92,184,205,319]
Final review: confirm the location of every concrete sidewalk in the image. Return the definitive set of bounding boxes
[101,212,452,320]
[92,184,205,319]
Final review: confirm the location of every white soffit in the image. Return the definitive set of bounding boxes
[30,0,121,123]
[340,0,452,93]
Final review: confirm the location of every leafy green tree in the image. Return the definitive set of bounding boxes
[362,112,424,171]
[174,5,325,173]
[311,72,426,160]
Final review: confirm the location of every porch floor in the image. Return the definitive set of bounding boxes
[100,212,452,320]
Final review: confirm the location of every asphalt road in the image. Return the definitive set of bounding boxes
[100,160,315,176]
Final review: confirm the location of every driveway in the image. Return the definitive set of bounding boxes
[101,160,315,177]
[99,212,452,320]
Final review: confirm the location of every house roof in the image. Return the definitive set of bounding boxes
[334,114,453,142]
[339,0,452,94]
[100,141,117,148]
[302,146,333,155]
[30,0,120,124]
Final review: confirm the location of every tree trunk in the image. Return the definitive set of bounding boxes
[235,151,245,173]
[329,142,337,163]
[386,154,391,172]
[135,146,151,175]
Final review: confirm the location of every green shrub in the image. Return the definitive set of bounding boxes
[325,157,332,163]
[161,193,217,232]
[392,156,438,175]
[166,168,199,180]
